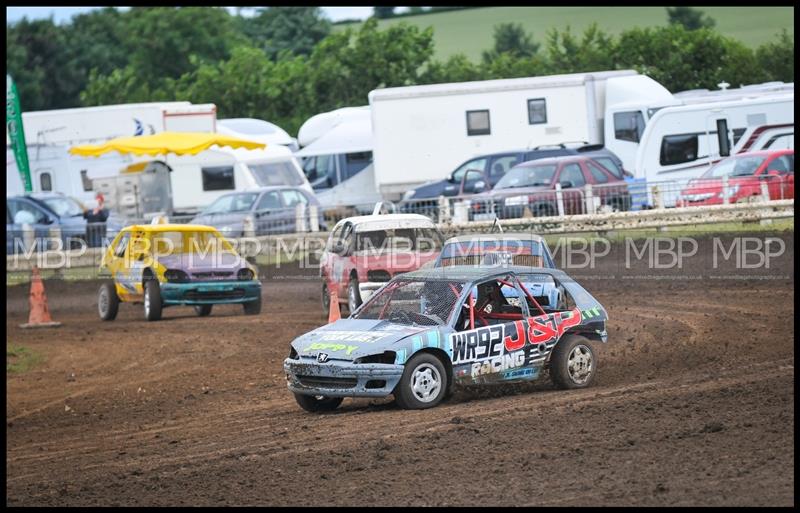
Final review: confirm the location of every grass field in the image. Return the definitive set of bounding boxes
[336,7,794,61]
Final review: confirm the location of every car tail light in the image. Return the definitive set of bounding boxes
[164,269,190,283]
[237,268,255,281]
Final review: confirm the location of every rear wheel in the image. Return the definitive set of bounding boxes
[394,353,448,410]
[98,282,119,321]
[294,393,343,413]
[243,295,262,315]
[144,280,162,322]
[194,304,212,317]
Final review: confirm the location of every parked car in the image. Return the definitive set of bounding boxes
[97,223,261,321]
[399,143,628,217]
[190,186,326,237]
[6,192,124,254]
[677,149,794,207]
[470,155,631,220]
[321,213,444,315]
[284,265,608,411]
[434,233,557,269]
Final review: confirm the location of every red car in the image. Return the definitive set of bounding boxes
[320,213,444,314]
[678,149,794,207]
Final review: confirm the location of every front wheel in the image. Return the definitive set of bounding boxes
[194,304,213,317]
[98,282,120,321]
[144,280,163,321]
[243,295,262,315]
[549,335,597,389]
[294,393,343,413]
[394,353,448,410]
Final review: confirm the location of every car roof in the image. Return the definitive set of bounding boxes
[444,233,545,244]
[337,213,436,230]
[729,149,794,157]
[514,155,590,167]
[217,186,303,195]
[120,224,221,233]
[399,264,562,283]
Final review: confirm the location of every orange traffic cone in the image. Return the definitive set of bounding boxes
[327,280,341,324]
[20,267,61,329]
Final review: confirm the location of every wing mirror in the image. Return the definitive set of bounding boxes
[559,180,575,189]
[332,240,346,255]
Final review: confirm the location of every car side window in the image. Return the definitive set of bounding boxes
[558,164,586,187]
[114,232,131,258]
[593,156,624,179]
[327,224,344,251]
[488,155,520,177]
[281,190,309,208]
[768,155,793,174]
[9,199,48,225]
[452,158,487,183]
[257,191,282,210]
[586,161,610,184]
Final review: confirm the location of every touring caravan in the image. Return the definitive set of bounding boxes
[294,106,382,213]
[217,118,299,151]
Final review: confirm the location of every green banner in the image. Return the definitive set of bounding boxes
[6,74,32,192]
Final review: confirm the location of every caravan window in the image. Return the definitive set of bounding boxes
[340,151,373,181]
[466,110,491,136]
[660,134,699,166]
[202,166,235,191]
[250,161,304,187]
[39,173,52,191]
[614,111,645,143]
[80,170,93,191]
[527,98,547,125]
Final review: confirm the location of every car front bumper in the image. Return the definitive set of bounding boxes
[160,280,261,306]
[284,357,404,398]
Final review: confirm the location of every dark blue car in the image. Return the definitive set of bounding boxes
[400,143,628,218]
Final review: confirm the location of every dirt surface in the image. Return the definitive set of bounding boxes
[6,231,795,506]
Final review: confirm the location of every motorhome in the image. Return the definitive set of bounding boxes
[217,118,299,151]
[294,106,382,213]
[368,70,681,200]
[6,102,217,204]
[633,93,794,206]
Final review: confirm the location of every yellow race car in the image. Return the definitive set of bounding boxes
[98,223,261,321]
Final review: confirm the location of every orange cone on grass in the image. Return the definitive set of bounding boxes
[327,279,341,324]
[20,267,61,329]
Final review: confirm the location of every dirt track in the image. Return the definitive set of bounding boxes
[6,231,795,506]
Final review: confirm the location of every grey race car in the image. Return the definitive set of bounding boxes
[284,265,608,412]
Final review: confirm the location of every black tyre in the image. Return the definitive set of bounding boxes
[243,295,262,315]
[394,352,448,410]
[194,304,213,317]
[533,203,555,218]
[294,393,343,413]
[144,280,163,321]
[549,334,597,390]
[347,278,362,314]
[98,282,120,321]
[322,281,331,315]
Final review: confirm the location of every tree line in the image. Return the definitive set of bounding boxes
[7,7,794,135]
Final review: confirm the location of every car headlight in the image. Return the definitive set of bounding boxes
[237,267,255,281]
[403,190,416,201]
[164,269,190,283]
[504,195,529,206]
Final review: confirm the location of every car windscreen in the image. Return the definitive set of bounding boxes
[439,239,548,267]
[494,164,557,189]
[203,193,259,214]
[353,279,465,327]
[149,231,234,255]
[249,161,304,187]
[355,228,442,253]
[41,197,83,218]
[703,155,767,179]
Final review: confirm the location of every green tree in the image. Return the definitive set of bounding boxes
[666,7,716,31]
[755,29,794,83]
[482,22,539,63]
[544,24,616,74]
[421,54,486,84]
[239,7,331,59]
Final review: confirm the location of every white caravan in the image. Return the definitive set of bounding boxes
[217,118,299,151]
[634,93,794,206]
[369,70,682,199]
[6,102,216,204]
[294,106,382,212]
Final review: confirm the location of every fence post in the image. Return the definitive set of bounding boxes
[652,185,663,209]
[295,203,308,233]
[243,215,256,238]
[22,223,35,253]
[555,183,565,216]
[438,195,452,224]
[721,175,729,205]
[309,204,319,232]
[584,184,595,214]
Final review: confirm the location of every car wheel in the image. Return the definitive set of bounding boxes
[394,352,448,410]
[294,393,343,413]
[243,295,262,315]
[347,278,362,314]
[144,280,163,322]
[98,282,120,321]
[322,281,331,315]
[194,304,213,317]
[549,334,597,389]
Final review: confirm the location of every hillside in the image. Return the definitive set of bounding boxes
[335,6,794,61]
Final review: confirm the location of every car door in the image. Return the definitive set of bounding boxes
[554,162,586,214]
[280,189,311,233]
[105,231,137,299]
[763,154,794,200]
[444,157,488,197]
[583,159,628,211]
[253,190,283,234]
[486,154,522,188]
[7,198,53,253]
